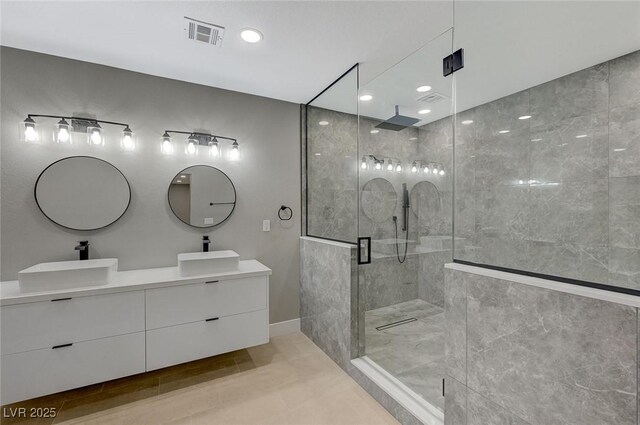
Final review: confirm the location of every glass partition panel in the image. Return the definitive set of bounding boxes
[357,29,454,411]
[305,66,359,243]
[453,1,640,293]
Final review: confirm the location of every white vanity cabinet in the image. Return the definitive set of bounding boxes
[145,275,269,370]
[0,291,146,405]
[0,260,271,405]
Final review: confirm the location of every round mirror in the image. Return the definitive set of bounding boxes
[35,156,131,231]
[168,165,236,228]
[361,178,397,222]
[410,180,442,229]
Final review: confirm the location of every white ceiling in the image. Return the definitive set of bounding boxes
[0,0,454,104]
[2,0,639,119]
[312,1,640,126]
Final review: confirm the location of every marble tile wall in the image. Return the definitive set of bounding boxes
[446,49,640,291]
[299,236,357,370]
[444,266,638,425]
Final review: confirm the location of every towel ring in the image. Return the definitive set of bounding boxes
[278,205,293,221]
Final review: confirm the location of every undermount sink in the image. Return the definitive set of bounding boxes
[18,258,118,293]
[178,250,240,277]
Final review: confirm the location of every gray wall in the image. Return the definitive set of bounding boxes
[444,266,637,425]
[0,47,301,324]
[451,49,640,292]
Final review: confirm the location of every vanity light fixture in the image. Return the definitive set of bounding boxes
[21,114,132,149]
[396,163,402,172]
[162,130,238,160]
[439,169,445,176]
[411,162,418,173]
[230,141,240,160]
[375,161,382,170]
[121,126,135,151]
[360,156,368,169]
[424,165,430,173]
[387,160,394,171]
[55,118,72,144]
[161,132,174,154]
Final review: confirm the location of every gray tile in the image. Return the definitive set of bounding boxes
[396,361,444,411]
[609,49,640,108]
[610,102,640,177]
[466,388,530,425]
[608,246,640,291]
[475,185,528,239]
[474,128,530,188]
[610,176,640,249]
[466,274,637,425]
[530,63,608,128]
[444,376,466,425]
[444,269,466,384]
[474,90,530,141]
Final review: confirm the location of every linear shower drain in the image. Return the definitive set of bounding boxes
[375,317,417,331]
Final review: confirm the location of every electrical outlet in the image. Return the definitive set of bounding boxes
[263,220,271,232]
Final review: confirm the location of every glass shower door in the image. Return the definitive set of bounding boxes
[356,29,455,412]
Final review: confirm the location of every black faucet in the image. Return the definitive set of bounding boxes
[202,236,210,252]
[75,241,89,261]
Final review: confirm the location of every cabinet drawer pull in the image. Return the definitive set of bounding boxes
[205,280,219,284]
[52,343,73,349]
[51,297,72,302]
[205,317,220,322]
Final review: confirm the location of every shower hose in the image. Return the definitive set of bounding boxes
[394,215,409,264]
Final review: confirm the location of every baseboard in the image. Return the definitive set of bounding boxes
[351,356,444,425]
[269,318,301,337]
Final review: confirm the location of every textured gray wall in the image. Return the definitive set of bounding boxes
[0,47,301,324]
[444,266,637,425]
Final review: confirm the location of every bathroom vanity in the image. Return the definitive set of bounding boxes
[0,259,271,405]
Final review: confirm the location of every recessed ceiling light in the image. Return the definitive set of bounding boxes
[518,115,532,120]
[418,109,431,115]
[176,180,182,183]
[498,130,510,134]
[240,28,263,43]
[180,175,186,178]
[575,134,588,138]
[370,129,380,134]
[416,85,432,93]
[461,120,473,125]
[359,95,373,101]
[318,121,329,126]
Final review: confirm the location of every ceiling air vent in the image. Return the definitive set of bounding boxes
[418,92,449,104]
[184,17,225,46]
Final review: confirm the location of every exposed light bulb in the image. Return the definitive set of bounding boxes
[186,136,198,155]
[161,132,173,154]
[387,162,394,171]
[230,141,240,160]
[90,129,102,145]
[361,156,368,169]
[411,162,418,173]
[396,164,402,172]
[25,126,37,142]
[57,127,70,143]
[424,166,430,174]
[209,139,220,157]
[439,169,445,176]
[375,161,382,170]
[121,126,134,151]
[432,168,439,175]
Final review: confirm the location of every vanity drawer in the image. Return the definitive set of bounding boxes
[0,331,145,405]
[1,291,145,355]
[146,309,268,370]
[145,276,268,329]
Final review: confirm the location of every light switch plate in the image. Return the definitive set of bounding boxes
[263,220,271,232]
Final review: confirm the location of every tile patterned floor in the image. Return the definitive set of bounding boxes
[365,299,445,411]
[1,333,398,425]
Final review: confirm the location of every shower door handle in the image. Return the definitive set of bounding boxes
[357,237,371,265]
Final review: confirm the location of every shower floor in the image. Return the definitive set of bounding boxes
[365,299,444,411]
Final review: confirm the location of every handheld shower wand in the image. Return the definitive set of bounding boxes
[394,183,410,264]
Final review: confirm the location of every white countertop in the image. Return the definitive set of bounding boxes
[0,260,271,306]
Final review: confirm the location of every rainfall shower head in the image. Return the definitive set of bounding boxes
[375,105,420,131]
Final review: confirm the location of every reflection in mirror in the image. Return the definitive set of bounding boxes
[168,165,236,228]
[361,178,397,223]
[410,180,442,235]
[35,156,131,231]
